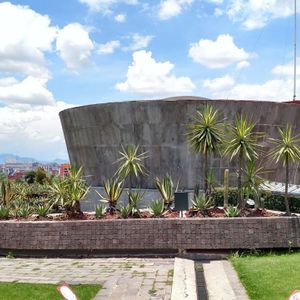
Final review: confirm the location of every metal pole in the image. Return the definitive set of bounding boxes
[293,0,297,101]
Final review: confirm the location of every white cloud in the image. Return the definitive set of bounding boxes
[115,13,126,22]
[189,34,252,69]
[125,33,154,51]
[158,0,194,20]
[97,40,120,54]
[0,2,57,77]
[214,8,224,16]
[0,101,73,160]
[116,50,196,96]
[56,23,94,70]
[272,58,300,77]
[208,0,223,4]
[236,60,250,70]
[203,75,235,95]
[79,0,138,13]
[0,76,55,106]
[227,0,299,30]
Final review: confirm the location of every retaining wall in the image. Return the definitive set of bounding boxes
[0,217,299,253]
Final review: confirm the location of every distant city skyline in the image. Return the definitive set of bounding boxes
[0,0,299,160]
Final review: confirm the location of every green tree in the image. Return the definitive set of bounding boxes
[115,145,148,204]
[224,114,262,208]
[35,167,47,185]
[187,105,224,198]
[269,125,300,215]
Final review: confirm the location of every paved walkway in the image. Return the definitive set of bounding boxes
[0,258,174,300]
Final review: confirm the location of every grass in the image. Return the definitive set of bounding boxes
[230,251,300,300]
[0,282,101,300]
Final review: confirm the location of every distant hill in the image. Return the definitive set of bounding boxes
[0,153,69,164]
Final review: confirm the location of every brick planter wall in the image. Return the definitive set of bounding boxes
[0,217,299,253]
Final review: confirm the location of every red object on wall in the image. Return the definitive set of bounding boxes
[59,164,71,178]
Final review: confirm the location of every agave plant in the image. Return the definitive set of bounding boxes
[149,199,164,218]
[35,203,51,217]
[17,204,32,218]
[95,204,106,219]
[155,174,174,210]
[269,125,300,215]
[97,178,124,213]
[224,114,263,208]
[192,194,212,214]
[128,189,144,216]
[115,145,148,204]
[120,204,132,219]
[224,205,240,217]
[50,166,89,214]
[187,105,224,198]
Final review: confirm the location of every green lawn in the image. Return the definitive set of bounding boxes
[0,282,101,300]
[230,252,300,300]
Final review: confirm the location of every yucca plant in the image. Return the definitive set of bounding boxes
[242,160,267,209]
[128,189,144,216]
[0,205,10,219]
[187,105,224,198]
[17,204,31,218]
[97,178,124,213]
[149,199,164,218]
[192,194,212,214]
[224,205,240,217]
[155,174,174,210]
[95,204,106,219]
[120,204,132,219]
[50,166,89,214]
[115,145,148,204]
[269,125,300,215]
[224,114,263,208]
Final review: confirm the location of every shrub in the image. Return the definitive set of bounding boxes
[120,204,132,219]
[95,204,106,219]
[0,205,10,219]
[224,205,240,217]
[17,204,31,218]
[35,203,51,217]
[149,200,164,217]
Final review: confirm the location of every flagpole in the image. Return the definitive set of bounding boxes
[293,0,297,101]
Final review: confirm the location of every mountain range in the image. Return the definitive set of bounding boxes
[0,153,69,164]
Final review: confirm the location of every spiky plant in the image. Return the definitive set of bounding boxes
[128,189,144,216]
[269,125,300,215]
[115,145,148,204]
[192,194,212,214]
[97,178,124,213]
[187,105,224,198]
[149,199,164,218]
[155,174,174,210]
[223,114,262,208]
[224,205,240,217]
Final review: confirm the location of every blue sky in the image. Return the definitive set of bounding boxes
[0,0,299,160]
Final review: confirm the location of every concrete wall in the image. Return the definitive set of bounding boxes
[59,97,300,189]
[0,218,299,252]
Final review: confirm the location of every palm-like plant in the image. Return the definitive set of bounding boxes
[115,145,148,203]
[97,178,124,213]
[242,160,266,209]
[224,114,262,208]
[187,105,224,198]
[269,125,300,215]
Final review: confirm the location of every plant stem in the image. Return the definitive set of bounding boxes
[238,150,244,209]
[285,156,291,216]
[204,149,208,199]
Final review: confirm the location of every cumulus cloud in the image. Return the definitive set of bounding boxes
[0,76,55,106]
[272,58,300,77]
[189,34,253,69]
[236,60,250,70]
[124,33,154,51]
[116,50,196,96]
[56,23,94,70]
[0,2,57,77]
[203,75,235,95]
[158,0,193,20]
[97,40,121,54]
[115,13,126,22]
[227,0,300,30]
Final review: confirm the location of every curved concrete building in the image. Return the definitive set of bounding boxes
[59,96,300,188]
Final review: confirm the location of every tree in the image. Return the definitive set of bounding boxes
[187,105,224,198]
[224,114,262,208]
[35,167,47,185]
[269,125,300,215]
[115,145,148,204]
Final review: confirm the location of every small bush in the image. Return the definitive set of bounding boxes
[192,195,212,212]
[149,200,164,217]
[35,203,51,217]
[0,205,10,219]
[224,205,240,217]
[17,204,31,218]
[120,204,132,219]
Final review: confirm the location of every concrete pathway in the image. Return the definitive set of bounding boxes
[202,260,249,300]
[0,258,174,300]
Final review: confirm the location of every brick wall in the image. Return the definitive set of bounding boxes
[0,217,299,252]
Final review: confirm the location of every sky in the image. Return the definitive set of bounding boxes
[0,0,299,161]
